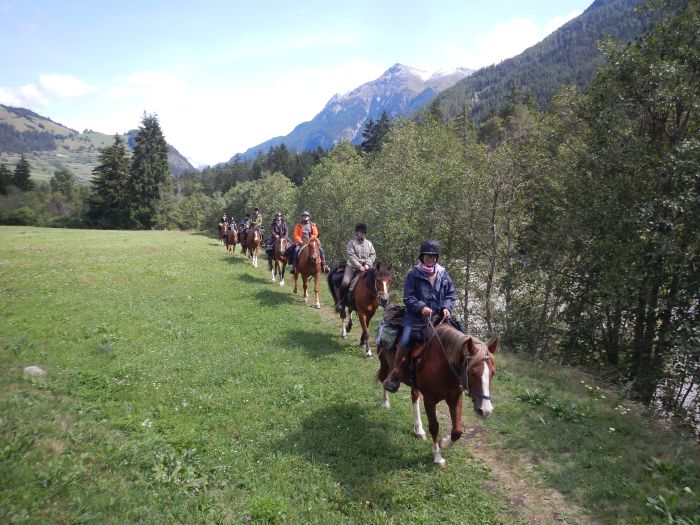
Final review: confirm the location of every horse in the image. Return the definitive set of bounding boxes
[225,227,238,254]
[376,321,498,466]
[244,226,264,267]
[268,237,291,286]
[328,263,391,357]
[292,236,321,309]
[218,222,228,244]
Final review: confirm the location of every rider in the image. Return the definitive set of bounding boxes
[227,214,237,233]
[383,239,456,393]
[290,210,329,274]
[239,213,251,244]
[221,212,227,224]
[251,207,263,233]
[335,223,376,312]
[267,212,289,256]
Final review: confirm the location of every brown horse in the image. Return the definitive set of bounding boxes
[328,263,391,357]
[218,222,228,244]
[376,321,498,466]
[292,237,321,308]
[225,227,238,254]
[243,227,264,267]
[268,237,291,286]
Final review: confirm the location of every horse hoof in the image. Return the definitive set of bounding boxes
[435,459,447,468]
[414,432,427,440]
[314,303,321,309]
[279,281,284,287]
[365,352,373,359]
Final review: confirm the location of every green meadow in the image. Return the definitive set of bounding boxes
[1,227,698,524]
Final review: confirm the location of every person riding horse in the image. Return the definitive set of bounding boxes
[239,213,251,244]
[335,223,376,313]
[289,211,329,274]
[227,215,237,231]
[383,239,457,393]
[251,207,263,232]
[266,212,289,256]
[221,212,227,224]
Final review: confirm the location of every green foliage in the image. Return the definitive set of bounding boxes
[127,113,172,229]
[87,135,131,229]
[12,154,34,191]
[49,169,76,200]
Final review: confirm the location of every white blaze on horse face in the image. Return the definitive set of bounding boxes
[479,364,493,417]
[382,281,388,295]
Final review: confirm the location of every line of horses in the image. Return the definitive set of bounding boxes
[217,222,498,466]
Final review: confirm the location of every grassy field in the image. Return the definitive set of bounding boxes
[1,227,698,524]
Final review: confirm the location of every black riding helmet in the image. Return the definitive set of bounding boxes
[419,239,440,263]
[355,223,367,233]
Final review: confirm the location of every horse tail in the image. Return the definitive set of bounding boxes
[327,271,338,304]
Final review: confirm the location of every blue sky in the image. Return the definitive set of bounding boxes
[1,1,592,166]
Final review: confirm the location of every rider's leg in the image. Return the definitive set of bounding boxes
[336,265,354,312]
[319,246,329,273]
[290,245,300,274]
[384,325,412,393]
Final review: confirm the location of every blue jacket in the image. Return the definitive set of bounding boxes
[402,263,456,328]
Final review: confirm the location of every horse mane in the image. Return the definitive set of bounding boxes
[435,325,491,367]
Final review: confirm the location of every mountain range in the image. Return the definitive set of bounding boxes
[0,104,194,182]
[235,65,473,161]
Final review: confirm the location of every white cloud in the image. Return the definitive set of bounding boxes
[39,74,96,99]
[0,83,48,107]
[438,11,583,71]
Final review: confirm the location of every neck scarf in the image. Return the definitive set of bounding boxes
[418,262,436,274]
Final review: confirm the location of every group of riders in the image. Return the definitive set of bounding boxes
[218,209,457,395]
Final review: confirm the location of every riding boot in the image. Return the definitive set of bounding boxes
[290,265,296,275]
[383,344,410,393]
[321,258,330,273]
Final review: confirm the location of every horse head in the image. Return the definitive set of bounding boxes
[463,337,498,418]
[306,237,320,263]
[374,262,392,308]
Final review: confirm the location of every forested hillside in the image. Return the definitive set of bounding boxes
[435,0,647,121]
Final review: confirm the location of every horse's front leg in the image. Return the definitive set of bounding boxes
[422,395,445,466]
[292,272,298,294]
[411,389,426,439]
[439,394,464,451]
[312,273,320,309]
[302,275,309,304]
[358,312,371,357]
[279,263,286,287]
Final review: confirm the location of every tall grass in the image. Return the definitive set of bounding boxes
[1,227,698,524]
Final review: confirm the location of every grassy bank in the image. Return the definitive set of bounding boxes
[1,227,697,524]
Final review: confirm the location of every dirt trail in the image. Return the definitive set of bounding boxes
[461,424,593,525]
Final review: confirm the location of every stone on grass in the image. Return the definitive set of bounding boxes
[23,365,46,377]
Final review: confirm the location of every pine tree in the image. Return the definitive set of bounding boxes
[12,154,34,191]
[0,163,12,195]
[88,135,131,228]
[127,113,172,228]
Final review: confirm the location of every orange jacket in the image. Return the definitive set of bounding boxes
[293,222,319,244]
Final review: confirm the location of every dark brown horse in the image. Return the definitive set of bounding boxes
[328,263,391,357]
[225,227,238,254]
[218,222,228,244]
[268,237,291,286]
[376,322,498,466]
[292,236,321,308]
[243,227,264,267]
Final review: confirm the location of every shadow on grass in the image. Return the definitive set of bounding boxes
[279,327,345,358]
[274,402,429,513]
[238,272,271,285]
[222,254,247,266]
[253,287,297,307]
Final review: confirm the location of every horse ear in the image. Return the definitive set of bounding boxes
[487,337,499,354]
[376,262,381,270]
[466,337,476,356]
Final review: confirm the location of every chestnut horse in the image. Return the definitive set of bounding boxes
[218,222,228,244]
[268,237,291,286]
[292,237,321,308]
[225,227,238,254]
[328,263,391,357]
[243,227,264,267]
[376,321,498,466]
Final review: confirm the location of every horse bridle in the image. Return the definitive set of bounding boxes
[425,319,492,401]
[372,271,390,307]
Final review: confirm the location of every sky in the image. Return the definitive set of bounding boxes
[0,1,593,167]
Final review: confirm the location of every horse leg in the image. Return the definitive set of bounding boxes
[292,272,298,294]
[439,395,464,451]
[358,311,371,357]
[279,262,285,287]
[302,275,309,303]
[378,352,391,409]
[313,272,320,309]
[422,395,445,466]
[252,247,258,268]
[340,309,348,339]
[411,389,427,439]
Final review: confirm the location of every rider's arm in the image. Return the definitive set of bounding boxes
[293,224,302,244]
[439,272,457,313]
[346,240,362,270]
[403,270,426,316]
[366,241,377,269]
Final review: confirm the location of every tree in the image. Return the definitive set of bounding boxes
[88,135,131,228]
[50,169,76,200]
[12,155,34,191]
[0,163,12,195]
[360,111,392,153]
[127,113,172,228]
